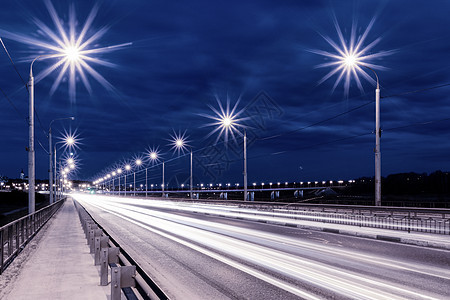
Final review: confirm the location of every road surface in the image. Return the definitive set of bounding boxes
[73,194,450,300]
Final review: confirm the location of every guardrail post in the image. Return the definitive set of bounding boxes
[93,229,104,265]
[100,248,109,286]
[85,222,91,240]
[111,265,136,300]
[89,229,95,253]
[100,247,120,286]
[94,236,101,265]
[88,225,99,253]
[96,236,109,267]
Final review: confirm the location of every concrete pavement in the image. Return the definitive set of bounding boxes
[0,197,111,300]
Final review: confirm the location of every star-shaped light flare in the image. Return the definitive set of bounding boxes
[146,147,161,164]
[200,95,248,145]
[60,152,80,174]
[58,129,81,152]
[310,14,395,96]
[169,130,190,155]
[0,0,131,102]
[133,156,144,169]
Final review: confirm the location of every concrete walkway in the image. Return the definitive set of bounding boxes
[0,198,110,300]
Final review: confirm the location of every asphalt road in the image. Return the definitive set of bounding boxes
[73,194,450,300]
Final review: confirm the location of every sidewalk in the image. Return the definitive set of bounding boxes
[0,198,110,300]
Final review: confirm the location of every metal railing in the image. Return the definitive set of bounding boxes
[266,208,450,235]
[74,200,169,300]
[0,198,65,274]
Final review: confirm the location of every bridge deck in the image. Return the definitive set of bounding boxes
[0,198,110,300]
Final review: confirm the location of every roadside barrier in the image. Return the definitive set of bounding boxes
[0,198,65,274]
[74,200,169,300]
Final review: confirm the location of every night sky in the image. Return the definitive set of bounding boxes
[1,0,449,186]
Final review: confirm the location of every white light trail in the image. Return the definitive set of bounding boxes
[74,194,449,299]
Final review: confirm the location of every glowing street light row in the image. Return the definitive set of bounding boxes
[94,106,250,200]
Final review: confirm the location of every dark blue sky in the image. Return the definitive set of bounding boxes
[1,0,449,186]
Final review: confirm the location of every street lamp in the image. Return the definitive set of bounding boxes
[203,99,248,201]
[344,59,382,206]
[53,134,77,201]
[134,159,142,196]
[112,171,117,193]
[171,134,193,199]
[117,168,122,195]
[216,117,247,201]
[312,20,390,206]
[148,149,160,197]
[48,116,74,204]
[27,41,83,213]
[124,164,131,194]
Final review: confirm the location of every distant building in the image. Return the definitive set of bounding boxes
[20,169,25,179]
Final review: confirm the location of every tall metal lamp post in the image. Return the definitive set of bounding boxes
[124,164,131,194]
[117,168,122,195]
[172,136,192,199]
[148,151,159,197]
[48,117,74,204]
[28,49,80,213]
[346,59,381,206]
[134,159,142,196]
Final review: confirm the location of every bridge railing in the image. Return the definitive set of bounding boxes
[268,208,450,235]
[0,198,65,274]
[216,201,448,235]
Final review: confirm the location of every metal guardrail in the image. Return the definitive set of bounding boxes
[0,198,65,274]
[74,200,169,300]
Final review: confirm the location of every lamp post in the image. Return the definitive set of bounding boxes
[124,164,131,194]
[106,173,111,192]
[190,150,193,200]
[112,171,117,193]
[162,161,165,197]
[28,53,71,213]
[28,57,39,214]
[134,159,142,196]
[53,135,76,201]
[213,116,247,201]
[372,70,381,207]
[148,150,159,197]
[243,130,247,201]
[48,117,74,204]
[172,135,192,200]
[117,168,122,195]
[350,62,381,206]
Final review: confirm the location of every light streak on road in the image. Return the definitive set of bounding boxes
[73,194,450,299]
[82,194,447,234]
